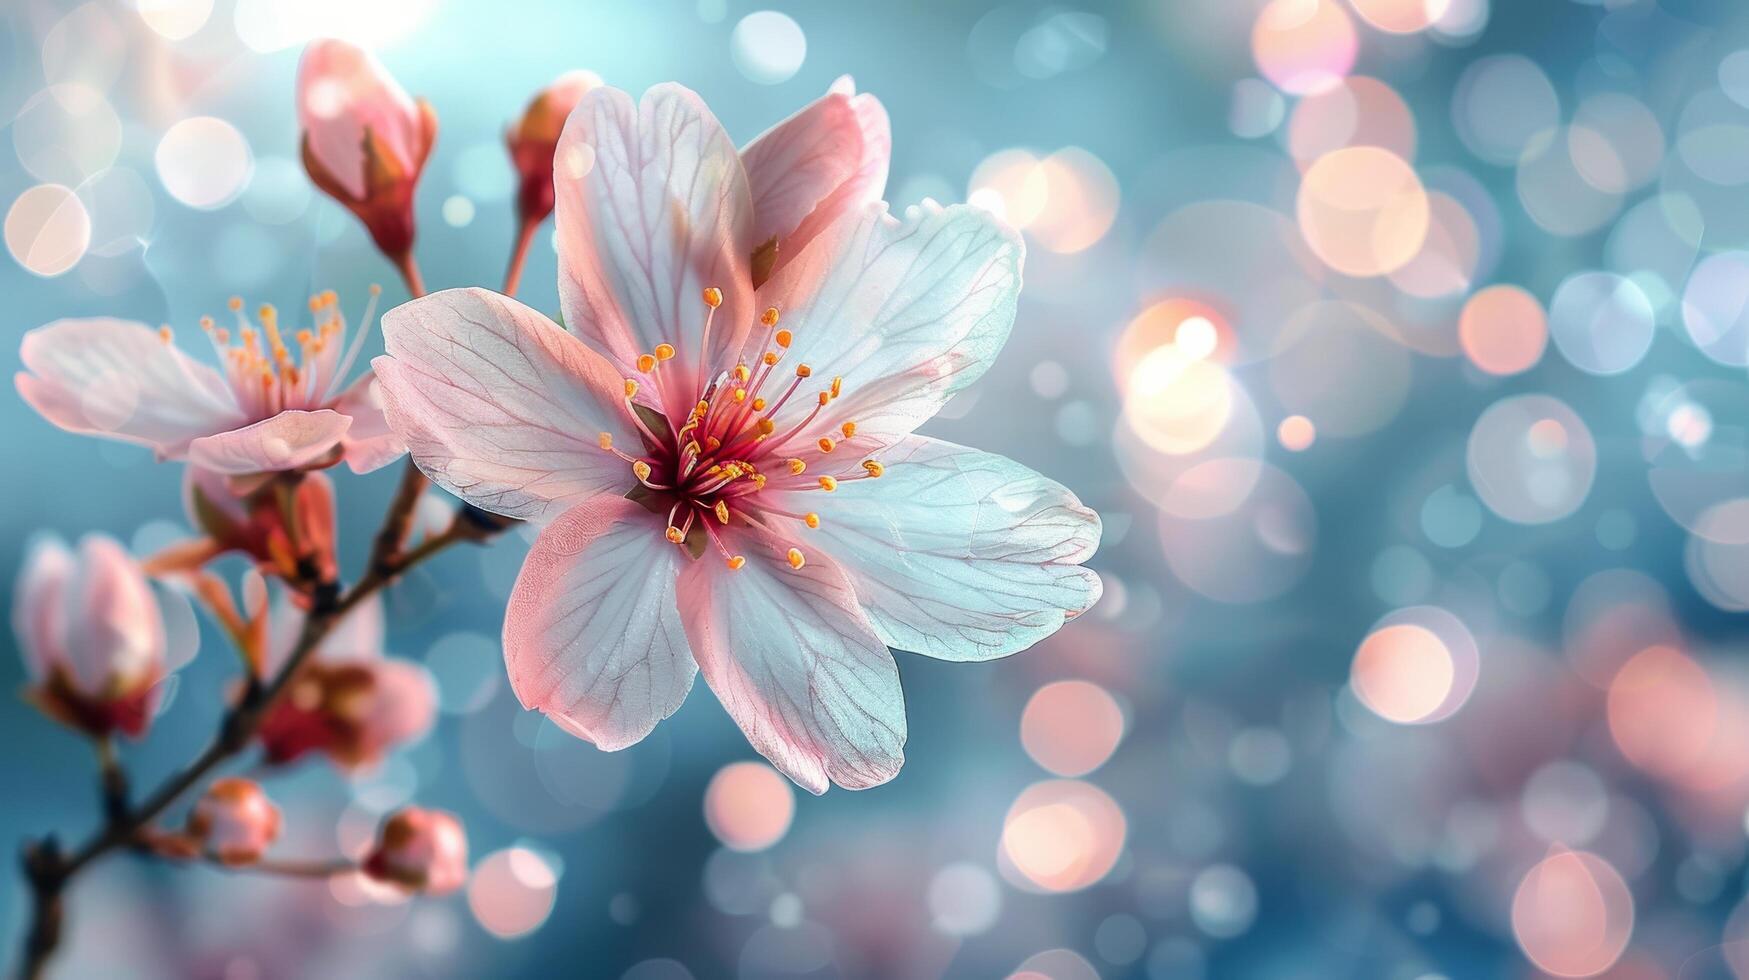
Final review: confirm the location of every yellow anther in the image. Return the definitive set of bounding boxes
[695,400,711,416]
[830,376,843,398]
[817,392,830,407]
[818,437,835,453]
[632,460,652,481]
[158,325,173,344]
[705,436,722,452]
[795,364,812,379]
[762,352,779,367]
[296,329,314,345]
[735,364,751,382]
[787,458,806,475]
[753,474,767,489]
[655,343,676,361]
[367,285,380,297]
[714,501,730,524]
[637,354,656,373]
[258,304,276,321]
[703,286,723,308]
[841,421,857,439]
[666,526,684,543]
[726,555,746,570]
[752,398,766,411]
[818,476,838,491]
[200,316,215,331]
[757,419,776,437]
[733,389,748,403]
[862,460,885,478]
[228,297,243,312]
[308,295,323,311]
[761,307,780,327]
[706,464,722,476]
[775,329,792,348]
[804,512,820,529]
[684,440,701,457]
[598,432,614,450]
[787,548,806,570]
[624,379,638,398]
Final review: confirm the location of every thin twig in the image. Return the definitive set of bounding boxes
[16,505,494,979]
[502,216,538,297]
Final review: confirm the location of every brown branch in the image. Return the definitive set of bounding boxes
[16,502,499,978]
[502,216,538,297]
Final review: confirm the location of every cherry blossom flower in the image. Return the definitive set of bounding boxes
[187,778,282,866]
[15,290,404,478]
[255,595,436,769]
[508,70,603,227]
[12,535,167,739]
[363,807,468,894]
[297,39,436,262]
[166,467,339,586]
[371,83,1102,793]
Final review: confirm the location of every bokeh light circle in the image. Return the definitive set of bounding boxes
[1020,681,1125,777]
[156,116,253,209]
[1459,284,1546,375]
[5,184,91,277]
[1296,146,1429,277]
[731,11,807,85]
[999,780,1126,893]
[467,847,558,939]
[1251,0,1357,96]
[1681,251,1749,367]
[1467,395,1596,525]
[1349,606,1479,724]
[1510,849,1633,978]
[703,762,795,852]
[1548,271,1655,376]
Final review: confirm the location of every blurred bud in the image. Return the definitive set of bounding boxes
[364,806,467,894]
[257,658,435,769]
[184,468,339,589]
[13,536,166,739]
[296,38,437,260]
[507,70,601,226]
[188,778,282,865]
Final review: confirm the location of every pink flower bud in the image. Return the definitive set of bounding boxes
[256,655,434,770]
[13,536,166,738]
[363,807,467,894]
[184,467,338,587]
[507,70,601,225]
[188,778,281,865]
[296,38,437,260]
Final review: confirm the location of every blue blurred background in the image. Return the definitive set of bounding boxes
[9,0,1749,976]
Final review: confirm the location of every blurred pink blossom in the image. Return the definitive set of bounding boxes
[363,806,468,895]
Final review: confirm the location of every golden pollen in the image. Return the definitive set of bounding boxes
[862,460,885,478]
[752,397,766,411]
[804,512,820,529]
[733,389,748,403]
[787,458,806,475]
[665,526,683,543]
[714,500,730,524]
[228,296,243,311]
[795,364,812,379]
[818,437,835,453]
[818,476,838,491]
[761,307,780,327]
[726,555,746,570]
[623,379,638,398]
[841,421,857,439]
[734,364,751,382]
[787,548,806,570]
[703,286,723,308]
[637,354,656,373]
[597,432,613,450]
[632,460,652,481]
[757,419,775,436]
[830,376,843,398]
[762,352,779,366]
[775,329,793,348]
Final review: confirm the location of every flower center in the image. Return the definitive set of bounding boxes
[597,287,886,571]
[159,287,381,421]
